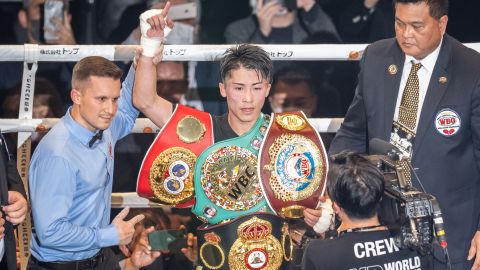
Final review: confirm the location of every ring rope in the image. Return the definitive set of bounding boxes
[0,117,344,134]
[15,44,39,270]
[1,43,479,62]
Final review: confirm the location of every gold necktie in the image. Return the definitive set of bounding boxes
[396,61,421,184]
[398,61,422,130]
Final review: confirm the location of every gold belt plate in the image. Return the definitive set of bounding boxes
[266,134,325,202]
[149,147,196,204]
[201,146,263,211]
[228,216,283,270]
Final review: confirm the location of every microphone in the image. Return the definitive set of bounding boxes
[369,138,416,189]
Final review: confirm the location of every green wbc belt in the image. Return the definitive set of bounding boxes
[192,114,272,224]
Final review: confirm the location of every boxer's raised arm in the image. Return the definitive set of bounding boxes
[133,2,175,127]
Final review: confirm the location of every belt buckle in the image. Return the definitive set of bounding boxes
[78,259,92,269]
[78,250,103,269]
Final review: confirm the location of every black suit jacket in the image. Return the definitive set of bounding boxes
[329,35,480,264]
[0,134,27,270]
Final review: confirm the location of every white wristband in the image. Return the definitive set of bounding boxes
[140,36,163,57]
[313,198,334,234]
[139,9,172,57]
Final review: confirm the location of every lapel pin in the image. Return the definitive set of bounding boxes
[439,76,447,84]
[388,64,398,75]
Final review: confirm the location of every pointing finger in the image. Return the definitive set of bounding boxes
[113,207,130,223]
[128,214,145,226]
[161,1,171,17]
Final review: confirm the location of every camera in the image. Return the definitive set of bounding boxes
[367,154,441,255]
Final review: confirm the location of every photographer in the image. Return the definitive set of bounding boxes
[302,152,431,270]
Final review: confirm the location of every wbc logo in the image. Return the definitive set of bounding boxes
[435,109,461,136]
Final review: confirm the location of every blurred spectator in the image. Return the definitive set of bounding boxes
[268,64,340,117]
[199,0,251,44]
[265,64,341,150]
[156,61,203,110]
[225,0,339,44]
[1,77,66,152]
[338,0,394,43]
[6,0,77,105]
[302,31,359,115]
[16,0,76,45]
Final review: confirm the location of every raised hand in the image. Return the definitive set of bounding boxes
[256,0,284,37]
[144,2,174,39]
[139,2,174,58]
[45,11,76,45]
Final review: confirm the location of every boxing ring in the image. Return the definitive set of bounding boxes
[2,43,480,269]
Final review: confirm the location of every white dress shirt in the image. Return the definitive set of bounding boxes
[393,39,443,132]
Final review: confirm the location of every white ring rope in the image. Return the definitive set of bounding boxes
[0,117,344,133]
[1,43,479,62]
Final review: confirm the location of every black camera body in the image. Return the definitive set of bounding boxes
[368,155,437,255]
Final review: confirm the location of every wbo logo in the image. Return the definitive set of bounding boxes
[435,109,461,136]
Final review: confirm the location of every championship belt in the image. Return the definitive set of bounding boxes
[192,114,271,224]
[258,111,328,218]
[136,104,213,208]
[197,212,293,270]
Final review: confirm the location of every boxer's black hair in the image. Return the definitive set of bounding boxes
[219,44,272,83]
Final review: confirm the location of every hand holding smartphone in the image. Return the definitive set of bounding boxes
[263,0,297,12]
[43,0,64,41]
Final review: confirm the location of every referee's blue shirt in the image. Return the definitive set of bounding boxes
[29,66,138,262]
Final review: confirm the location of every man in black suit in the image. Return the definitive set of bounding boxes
[0,133,28,270]
[328,0,480,269]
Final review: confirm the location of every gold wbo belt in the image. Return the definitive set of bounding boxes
[258,112,328,218]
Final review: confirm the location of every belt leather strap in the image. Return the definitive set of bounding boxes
[258,111,328,218]
[197,212,292,270]
[30,249,105,270]
[137,104,213,207]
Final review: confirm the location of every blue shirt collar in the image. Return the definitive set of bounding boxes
[64,107,101,147]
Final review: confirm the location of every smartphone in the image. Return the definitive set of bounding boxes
[263,0,296,14]
[168,2,197,20]
[148,229,187,251]
[43,0,64,41]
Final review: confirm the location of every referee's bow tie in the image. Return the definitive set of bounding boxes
[88,130,103,148]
